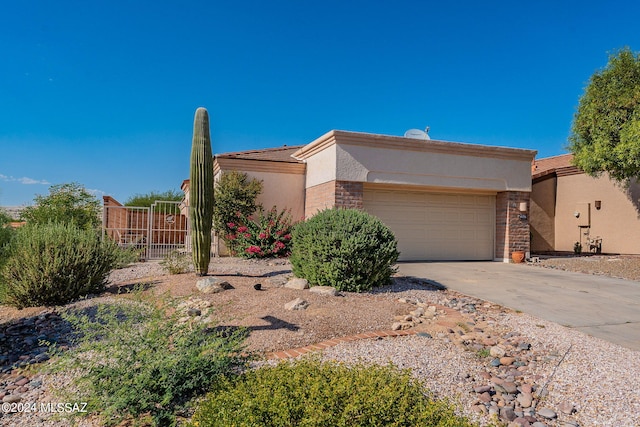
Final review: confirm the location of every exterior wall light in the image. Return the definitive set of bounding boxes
[594,200,602,210]
[518,202,528,212]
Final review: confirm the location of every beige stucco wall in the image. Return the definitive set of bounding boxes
[530,176,556,252]
[303,144,337,188]
[298,132,535,193]
[335,144,533,192]
[555,173,640,254]
[247,170,305,221]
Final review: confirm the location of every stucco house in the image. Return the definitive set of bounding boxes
[183,130,536,262]
[530,153,640,255]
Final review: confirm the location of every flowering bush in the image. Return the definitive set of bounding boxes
[226,207,294,258]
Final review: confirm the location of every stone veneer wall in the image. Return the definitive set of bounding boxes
[495,191,531,261]
[304,181,364,218]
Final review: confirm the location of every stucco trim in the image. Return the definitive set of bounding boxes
[293,130,537,162]
[214,158,306,175]
[362,182,498,196]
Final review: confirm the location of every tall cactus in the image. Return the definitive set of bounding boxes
[189,107,214,276]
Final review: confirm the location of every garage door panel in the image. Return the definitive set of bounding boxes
[364,190,495,261]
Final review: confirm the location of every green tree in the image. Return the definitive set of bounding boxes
[124,189,183,207]
[213,171,263,254]
[569,47,640,181]
[20,182,101,229]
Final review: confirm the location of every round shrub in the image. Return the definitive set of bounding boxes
[289,208,399,292]
[0,222,120,308]
[189,357,478,427]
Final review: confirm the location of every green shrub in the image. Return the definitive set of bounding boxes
[189,357,478,427]
[289,208,399,292]
[227,206,294,258]
[0,222,120,308]
[20,182,102,230]
[48,295,249,426]
[0,211,15,269]
[160,249,192,274]
[213,171,263,255]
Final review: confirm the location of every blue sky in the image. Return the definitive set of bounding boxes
[1,1,639,207]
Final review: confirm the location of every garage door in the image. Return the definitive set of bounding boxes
[363,190,495,261]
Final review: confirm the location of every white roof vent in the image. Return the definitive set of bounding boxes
[404,127,430,140]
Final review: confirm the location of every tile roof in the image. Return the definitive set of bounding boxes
[532,153,582,179]
[215,145,304,163]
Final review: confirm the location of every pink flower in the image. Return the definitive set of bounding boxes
[246,246,262,254]
[274,241,285,249]
[237,226,248,233]
[259,232,267,239]
[227,222,236,229]
[226,233,236,241]
[283,234,292,240]
[244,233,251,238]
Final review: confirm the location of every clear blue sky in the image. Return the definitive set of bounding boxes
[1,0,639,207]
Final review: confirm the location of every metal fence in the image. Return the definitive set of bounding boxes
[103,201,189,260]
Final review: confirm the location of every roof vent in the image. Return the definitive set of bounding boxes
[404,127,430,140]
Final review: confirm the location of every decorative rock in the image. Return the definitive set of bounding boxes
[187,308,202,317]
[500,407,517,421]
[502,381,518,394]
[474,385,492,393]
[500,356,516,366]
[309,286,337,296]
[3,394,21,403]
[284,278,309,289]
[532,423,548,427]
[284,298,309,311]
[196,277,233,294]
[517,392,533,408]
[537,407,557,419]
[490,346,506,357]
[558,401,575,415]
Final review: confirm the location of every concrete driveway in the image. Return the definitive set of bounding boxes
[397,262,640,351]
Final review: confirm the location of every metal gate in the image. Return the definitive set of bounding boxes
[103,201,189,260]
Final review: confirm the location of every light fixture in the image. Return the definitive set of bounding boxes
[518,202,528,212]
[595,200,602,210]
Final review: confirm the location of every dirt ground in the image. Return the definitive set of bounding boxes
[1,254,638,354]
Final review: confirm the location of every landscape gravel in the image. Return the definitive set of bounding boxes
[1,256,639,426]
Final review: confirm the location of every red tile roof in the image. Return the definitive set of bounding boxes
[215,145,304,163]
[532,153,582,180]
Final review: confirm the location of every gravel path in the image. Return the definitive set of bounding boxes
[1,256,639,427]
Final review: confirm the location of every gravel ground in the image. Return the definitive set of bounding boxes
[2,256,639,427]
[530,254,640,281]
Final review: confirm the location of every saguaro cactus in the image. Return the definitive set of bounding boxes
[189,107,214,276]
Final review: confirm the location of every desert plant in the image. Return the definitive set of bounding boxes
[227,206,294,258]
[20,182,102,230]
[160,249,192,274]
[213,170,263,254]
[574,241,582,254]
[189,107,214,276]
[47,295,249,426]
[0,222,120,308]
[125,189,183,207]
[0,210,15,268]
[290,208,399,292]
[189,357,479,427]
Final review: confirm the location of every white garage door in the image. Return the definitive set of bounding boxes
[364,189,495,261]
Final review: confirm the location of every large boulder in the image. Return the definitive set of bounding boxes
[196,277,233,294]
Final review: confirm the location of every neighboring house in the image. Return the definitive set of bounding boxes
[183,130,536,262]
[530,153,640,255]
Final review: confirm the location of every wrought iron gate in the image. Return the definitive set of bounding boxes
[103,201,189,260]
